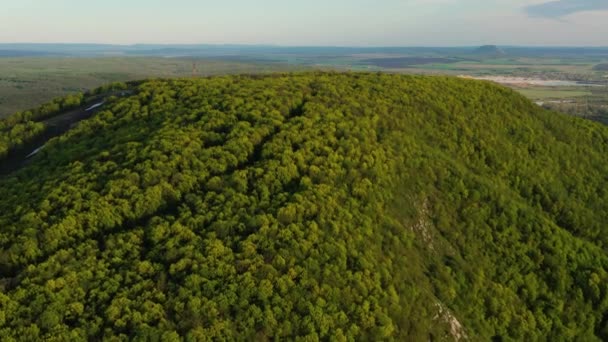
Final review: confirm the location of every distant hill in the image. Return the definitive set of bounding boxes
[593,63,608,71]
[474,45,506,56]
[0,49,60,57]
[1,73,608,340]
[3,44,608,59]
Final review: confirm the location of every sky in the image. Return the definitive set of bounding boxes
[1,0,607,46]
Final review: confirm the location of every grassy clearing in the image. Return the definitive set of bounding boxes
[515,87,593,100]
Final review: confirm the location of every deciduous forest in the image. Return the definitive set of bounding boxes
[0,73,607,340]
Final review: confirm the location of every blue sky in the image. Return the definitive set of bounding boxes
[1,0,607,46]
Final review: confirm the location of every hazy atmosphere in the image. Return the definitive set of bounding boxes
[2,0,607,46]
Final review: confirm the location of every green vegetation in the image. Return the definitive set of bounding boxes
[0,93,82,158]
[2,54,607,126]
[0,57,301,118]
[516,87,592,100]
[534,85,608,124]
[1,73,608,340]
[0,116,45,158]
[0,81,129,158]
[392,56,604,83]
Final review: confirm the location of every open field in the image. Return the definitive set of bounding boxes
[515,87,592,100]
[401,60,605,80]
[361,57,466,68]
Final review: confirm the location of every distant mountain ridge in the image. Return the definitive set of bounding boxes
[1,43,608,58]
[474,45,506,56]
[593,63,608,71]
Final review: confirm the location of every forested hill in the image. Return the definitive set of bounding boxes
[1,73,608,341]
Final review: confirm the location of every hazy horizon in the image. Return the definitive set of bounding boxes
[2,0,607,47]
[2,43,608,48]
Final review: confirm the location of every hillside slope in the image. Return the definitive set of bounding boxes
[1,73,608,341]
[473,45,506,56]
